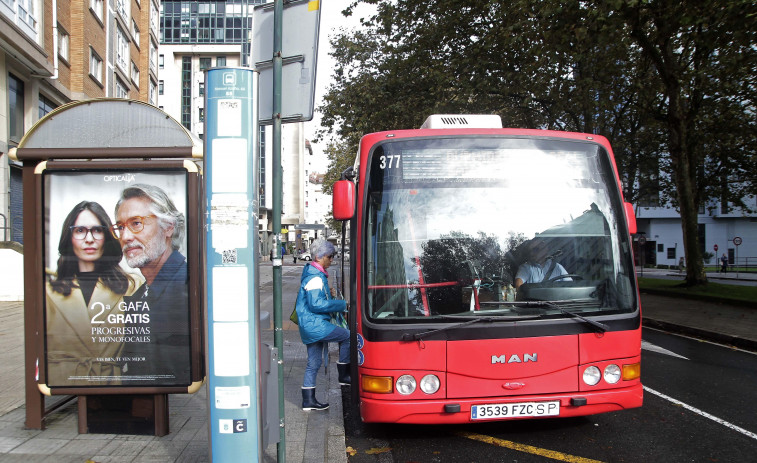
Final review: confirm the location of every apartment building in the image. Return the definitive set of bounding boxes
[157,0,319,258]
[1,0,160,243]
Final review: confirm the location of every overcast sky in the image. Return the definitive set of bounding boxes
[304,0,376,170]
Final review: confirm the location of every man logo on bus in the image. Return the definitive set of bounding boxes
[492,353,537,364]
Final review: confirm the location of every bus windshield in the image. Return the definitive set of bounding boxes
[364,136,636,323]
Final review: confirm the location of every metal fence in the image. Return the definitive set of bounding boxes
[730,256,757,271]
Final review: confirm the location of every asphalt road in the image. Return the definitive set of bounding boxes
[343,327,757,462]
[273,262,757,462]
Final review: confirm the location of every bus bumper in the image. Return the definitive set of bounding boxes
[359,383,643,424]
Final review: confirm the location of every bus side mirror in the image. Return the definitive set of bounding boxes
[333,180,355,220]
[624,202,637,235]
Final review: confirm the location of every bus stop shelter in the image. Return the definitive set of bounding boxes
[10,99,203,433]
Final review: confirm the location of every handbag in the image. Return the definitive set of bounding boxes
[330,311,348,329]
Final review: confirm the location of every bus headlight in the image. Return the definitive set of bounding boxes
[583,366,601,386]
[604,364,621,384]
[419,375,440,394]
[396,375,416,395]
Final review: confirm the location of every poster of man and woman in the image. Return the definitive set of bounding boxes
[43,169,192,388]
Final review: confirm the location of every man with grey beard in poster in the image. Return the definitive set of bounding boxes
[112,183,190,384]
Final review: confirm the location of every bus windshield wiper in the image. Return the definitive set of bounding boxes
[400,314,539,342]
[518,300,609,333]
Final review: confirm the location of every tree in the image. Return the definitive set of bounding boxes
[613,0,757,284]
[320,0,757,286]
[322,139,355,232]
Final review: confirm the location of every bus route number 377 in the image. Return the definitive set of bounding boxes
[379,155,400,169]
[471,401,560,420]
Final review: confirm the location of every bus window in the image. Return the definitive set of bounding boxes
[364,137,636,322]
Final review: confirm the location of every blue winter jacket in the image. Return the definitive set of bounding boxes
[295,263,347,345]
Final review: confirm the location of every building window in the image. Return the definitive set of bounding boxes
[131,61,140,87]
[131,20,140,47]
[57,26,69,62]
[667,248,676,260]
[8,73,25,144]
[89,48,103,83]
[160,0,256,45]
[199,57,211,71]
[199,107,204,122]
[116,0,129,22]
[149,79,157,105]
[90,0,104,22]
[159,54,164,69]
[150,39,158,73]
[181,56,192,130]
[216,56,226,67]
[199,82,204,96]
[150,0,159,36]
[116,26,129,72]
[159,80,164,95]
[16,0,38,32]
[38,94,57,118]
[115,77,129,99]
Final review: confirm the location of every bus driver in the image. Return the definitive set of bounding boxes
[514,239,572,290]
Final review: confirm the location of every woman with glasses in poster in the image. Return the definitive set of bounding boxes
[46,201,143,386]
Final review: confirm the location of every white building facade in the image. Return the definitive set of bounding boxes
[635,198,757,268]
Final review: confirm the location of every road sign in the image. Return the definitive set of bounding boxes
[253,0,321,124]
[733,236,742,246]
[714,244,718,251]
[638,236,646,245]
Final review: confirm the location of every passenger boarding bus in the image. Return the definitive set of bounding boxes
[331,115,642,424]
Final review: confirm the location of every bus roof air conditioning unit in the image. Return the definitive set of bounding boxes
[420,114,503,129]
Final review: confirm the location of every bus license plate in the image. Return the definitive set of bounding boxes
[471,401,560,420]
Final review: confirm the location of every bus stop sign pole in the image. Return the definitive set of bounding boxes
[204,67,264,461]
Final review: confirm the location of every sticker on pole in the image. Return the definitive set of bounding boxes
[219,419,248,433]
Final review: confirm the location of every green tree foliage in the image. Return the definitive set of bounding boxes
[320,0,757,286]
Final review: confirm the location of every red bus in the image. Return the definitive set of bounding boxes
[332,115,642,424]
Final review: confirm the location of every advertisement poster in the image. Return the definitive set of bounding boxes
[43,169,191,388]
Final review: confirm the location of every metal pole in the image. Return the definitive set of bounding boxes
[273,0,286,460]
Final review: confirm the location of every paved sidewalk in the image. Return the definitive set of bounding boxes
[0,263,347,462]
[638,267,757,350]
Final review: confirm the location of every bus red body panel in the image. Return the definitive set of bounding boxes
[359,384,644,424]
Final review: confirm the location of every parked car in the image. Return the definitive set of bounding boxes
[298,251,312,261]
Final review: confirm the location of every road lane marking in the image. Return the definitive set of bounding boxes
[641,340,689,360]
[644,386,757,441]
[456,431,603,462]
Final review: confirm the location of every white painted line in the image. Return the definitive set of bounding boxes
[641,340,689,360]
[644,386,757,441]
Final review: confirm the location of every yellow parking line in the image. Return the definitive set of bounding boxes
[456,431,604,463]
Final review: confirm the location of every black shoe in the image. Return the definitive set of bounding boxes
[301,388,329,410]
[337,363,351,386]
